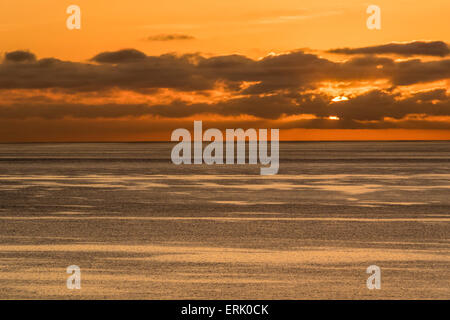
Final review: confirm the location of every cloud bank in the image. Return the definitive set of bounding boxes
[329,41,450,57]
[0,41,449,139]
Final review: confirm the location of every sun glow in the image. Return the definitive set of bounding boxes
[328,116,340,120]
[332,96,349,102]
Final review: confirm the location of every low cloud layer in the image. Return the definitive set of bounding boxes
[146,34,195,41]
[1,89,449,128]
[0,42,449,135]
[4,50,37,62]
[1,47,449,93]
[329,41,450,57]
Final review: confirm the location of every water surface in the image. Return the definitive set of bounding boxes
[0,141,449,299]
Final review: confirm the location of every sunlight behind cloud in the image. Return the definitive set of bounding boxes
[332,96,349,102]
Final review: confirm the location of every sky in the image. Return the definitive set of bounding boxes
[0,0,449,141]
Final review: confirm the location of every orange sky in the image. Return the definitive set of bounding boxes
[0,0,449,141]
[1,0,449,60]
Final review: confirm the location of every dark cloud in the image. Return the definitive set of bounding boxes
[241,51,335,93]
[146,94,306,119]
[330,90,450,121]
[4,50,36,63]
[0,51,212,91]
[146,34,195,41]
[1,89,449,128]
[407,88,448,102]
[329,41,450,57]
[0,47,449,93]
[91,49,147,63]
[0,45,449,131]
[277,118,450,130]
[392,58,450,86]
[1,116,448,143]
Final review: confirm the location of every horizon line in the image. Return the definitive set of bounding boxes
[0,140,449,144]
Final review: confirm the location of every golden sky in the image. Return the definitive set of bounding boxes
[0,0,449,141]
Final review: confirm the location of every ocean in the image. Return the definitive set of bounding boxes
[0,141,449,299]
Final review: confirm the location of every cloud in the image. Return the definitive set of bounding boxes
[91,49,147,63]
[392,58,450,86]
[0,47,449,93]
[1,89,449,126]
[329,41,450,57]
[146,34,195,41]
[4,50,36,63]
[0,44,449,133]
